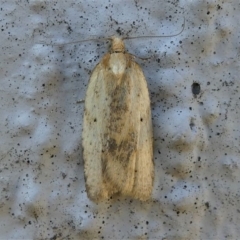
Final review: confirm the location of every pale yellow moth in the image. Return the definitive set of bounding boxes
[82,19,185,202]
[82,37,154,202]
[34,17,184,202]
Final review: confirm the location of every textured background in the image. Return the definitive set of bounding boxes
[1,0,240,239]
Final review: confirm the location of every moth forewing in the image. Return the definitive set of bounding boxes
[82,36,154,202]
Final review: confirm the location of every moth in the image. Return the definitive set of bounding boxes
[82,37,154,202]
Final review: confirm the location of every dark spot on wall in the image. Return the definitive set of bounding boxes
[189,118,195,130]
[192,82,201,97]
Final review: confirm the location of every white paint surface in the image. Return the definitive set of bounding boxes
[0,0,239,239]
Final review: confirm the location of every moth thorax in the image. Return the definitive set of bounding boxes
[111,37,125,53]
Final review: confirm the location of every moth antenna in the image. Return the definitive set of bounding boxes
[123,17,185,40]
[35,35,111,46]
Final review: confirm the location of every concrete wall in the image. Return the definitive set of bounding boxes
[0,0,239,239]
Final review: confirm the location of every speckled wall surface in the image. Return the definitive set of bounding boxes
[0,0,239,239]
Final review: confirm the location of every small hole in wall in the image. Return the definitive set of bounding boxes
[191,82,201,97]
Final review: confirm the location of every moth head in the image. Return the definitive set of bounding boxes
[110,36,125,53]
